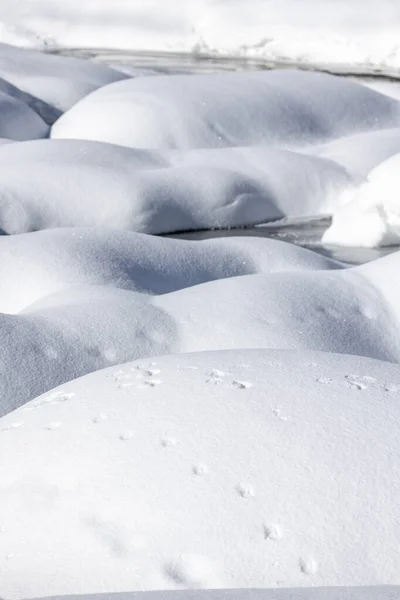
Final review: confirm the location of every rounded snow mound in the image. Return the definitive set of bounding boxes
[51,70,400,150]
[0,42,127,118]
[1,349,400,597]
[2,231,400,415]
[0,139,354,234]
[323,153,400,247]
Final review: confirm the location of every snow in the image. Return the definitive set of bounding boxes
[0,42,126,120]
[1,20,400,598]
[0,138,355,234]
[51,70,400,150]
[3,227,400,415]
[1,0,400,75]
[28,589,400,600]
[1,349,400,599]
[323,153,400,247]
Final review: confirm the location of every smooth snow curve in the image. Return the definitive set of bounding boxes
[51,70,400,150]
[1,349,400,598]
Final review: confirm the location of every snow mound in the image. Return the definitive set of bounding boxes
[51,70,400,150]
[0,43,127,121]
[0,139,354,234]
[0,228,342,314]
[323,153,400,247]
[0,89,48,139]
[3,232,400,414]
[1,349,400,598]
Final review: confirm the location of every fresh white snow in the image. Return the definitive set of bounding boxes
[1,349,400,599]
[1,18,400,599]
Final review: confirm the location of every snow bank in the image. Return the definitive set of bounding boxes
[0,139,354,234]
[0,43,126,121]
[323,153,400,247]
[1,0,400,74]
[51,70,400,150]
[1,349,400,598]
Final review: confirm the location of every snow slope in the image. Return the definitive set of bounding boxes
[1,0,400,74]
[1,349,400,598]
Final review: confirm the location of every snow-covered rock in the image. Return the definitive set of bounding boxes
[323,153,400,247]
[51,70,400,150]
[1,349,400,598]
[0,139,354,234]
[0,43,127,121]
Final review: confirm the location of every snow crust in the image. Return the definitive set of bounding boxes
[1,349,400,598]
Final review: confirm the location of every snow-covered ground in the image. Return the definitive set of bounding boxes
[2,22,400,600]
[1,0,400,76]
[2,349,400,598]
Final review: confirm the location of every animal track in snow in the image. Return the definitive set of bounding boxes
[316,377,332,385]
[273,408,289,421]
[264,524,282,541]
[161,437,178,448]
[116,365,162,390]
[299,556,319,575]
[206,370,252,390]
[192,464,209,476]
[236,483,255,498]
[2,422,24,431]
[45,422,62,431]
[92,414,108,424]
[119,432,134,441]
[29,391,75,409]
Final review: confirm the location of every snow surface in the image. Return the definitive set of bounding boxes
[1,0,400,75]
[51,70,400,150]
[3,227,400,415]
[28,589,400,600]
[2,36,400,600]
[0,139,355,234]
[1,349,400,599]
[0,43,126,121]
[324,153,400,247]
